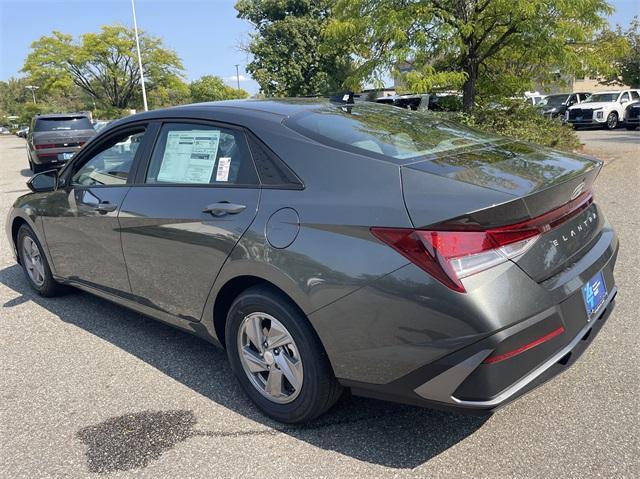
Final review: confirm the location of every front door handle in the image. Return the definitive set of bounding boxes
[94,202,118,214]
[203,202,246,217]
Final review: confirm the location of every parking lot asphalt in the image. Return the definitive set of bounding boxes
[1,130,639,478]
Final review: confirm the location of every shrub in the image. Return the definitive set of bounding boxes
[445,101,581,151]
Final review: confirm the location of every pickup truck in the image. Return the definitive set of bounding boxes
[566,89,640,129]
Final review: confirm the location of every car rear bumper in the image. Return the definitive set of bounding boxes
[334,227,619,413]
[31,147,81,166]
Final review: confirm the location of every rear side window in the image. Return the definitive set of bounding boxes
[145,123,258,186]
[630,91,639,100]
[34,117,93,132]
[246,133,303,188]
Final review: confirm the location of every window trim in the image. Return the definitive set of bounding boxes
[59,121,152,189]
[134,118,261,189]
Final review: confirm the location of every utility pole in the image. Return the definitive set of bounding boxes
[25,85,39,104]
[131,0,148,111]
[234,64,240,89]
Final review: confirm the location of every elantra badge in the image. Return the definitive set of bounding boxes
[571,181,585,200]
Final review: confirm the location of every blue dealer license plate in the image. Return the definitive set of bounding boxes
[582,271,607,319]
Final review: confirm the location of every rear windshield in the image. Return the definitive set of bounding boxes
[539,95,568,106]
[34,117,93,132]
[285,103,500,162]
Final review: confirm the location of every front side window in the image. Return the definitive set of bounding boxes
[72,129,145,186]
[620,92,630,102]
[145,123,258,185]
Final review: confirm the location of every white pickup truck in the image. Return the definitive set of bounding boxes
[566,89,640,129]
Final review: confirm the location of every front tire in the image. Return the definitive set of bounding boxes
[605,112,618,130]
[225,285,342,423]
[17,224,62,297]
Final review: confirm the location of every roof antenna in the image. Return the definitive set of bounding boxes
[329,91,356,104]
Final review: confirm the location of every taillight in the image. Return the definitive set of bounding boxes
[35,143,55,150]
[372,191,593,293]
[371,228,539,292]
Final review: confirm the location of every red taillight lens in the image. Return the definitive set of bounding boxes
[35,143,55,150]
[371,228,540,292]
[371,192,592,293]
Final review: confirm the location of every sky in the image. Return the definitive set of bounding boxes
[1,0,639,94]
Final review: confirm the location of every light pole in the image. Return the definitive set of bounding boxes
[234,64,240,89]
[131,0,148,111]
[25,85,39,104]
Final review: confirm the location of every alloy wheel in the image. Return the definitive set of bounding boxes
[22,236,45,286]
[237,312,304,404]
[607,113,618,129]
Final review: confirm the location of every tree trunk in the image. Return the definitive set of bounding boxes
[462,61,478,112]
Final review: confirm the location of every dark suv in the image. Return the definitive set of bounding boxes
[27,113,96,172]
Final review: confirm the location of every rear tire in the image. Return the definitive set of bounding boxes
[605,112,618,130]
[17,224,63,297]
[225,285,342,423]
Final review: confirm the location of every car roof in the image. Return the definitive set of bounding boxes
[177,98,333,118]
[109,98,356,130]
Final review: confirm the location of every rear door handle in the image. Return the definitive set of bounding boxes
[94,202,118,214]
[203,202,246,217]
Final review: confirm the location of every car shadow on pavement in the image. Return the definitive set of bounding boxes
[0,264,487,470]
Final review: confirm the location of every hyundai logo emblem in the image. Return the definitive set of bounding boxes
[571,182,585,200]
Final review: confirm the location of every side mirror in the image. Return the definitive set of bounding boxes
[621,98,628,104]
[27,169,58,193]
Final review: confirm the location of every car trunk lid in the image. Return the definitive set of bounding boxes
[401,141,603,283]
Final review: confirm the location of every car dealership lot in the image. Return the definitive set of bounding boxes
[0,131,638,478]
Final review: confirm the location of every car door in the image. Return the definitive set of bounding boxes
[42,124,151,293]
[118,121,261,321]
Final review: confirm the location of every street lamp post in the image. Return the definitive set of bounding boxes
[234,64,240,89]
[25,85,39,104]
[131,0,148,111]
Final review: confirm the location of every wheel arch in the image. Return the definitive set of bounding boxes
[211,275,310,350]
[10,216,29,264]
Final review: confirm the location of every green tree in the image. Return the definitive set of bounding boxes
[327,0,616,110]
[236,0,351,96]
[22,25,185,110]
[600,17,639,88]
[189,75,249,102]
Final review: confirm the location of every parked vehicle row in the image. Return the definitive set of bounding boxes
[7,98,619,423]
[373,88,640,131]
[537,92,592,119]
[566,89,640,130]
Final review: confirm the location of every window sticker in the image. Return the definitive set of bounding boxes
[215,157,232,182]
[157,130,220,183]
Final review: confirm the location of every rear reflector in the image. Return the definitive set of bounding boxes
[483,326,565,364]
[371,191,592,292]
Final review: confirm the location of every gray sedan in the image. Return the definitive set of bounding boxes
[5,99,619,423]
